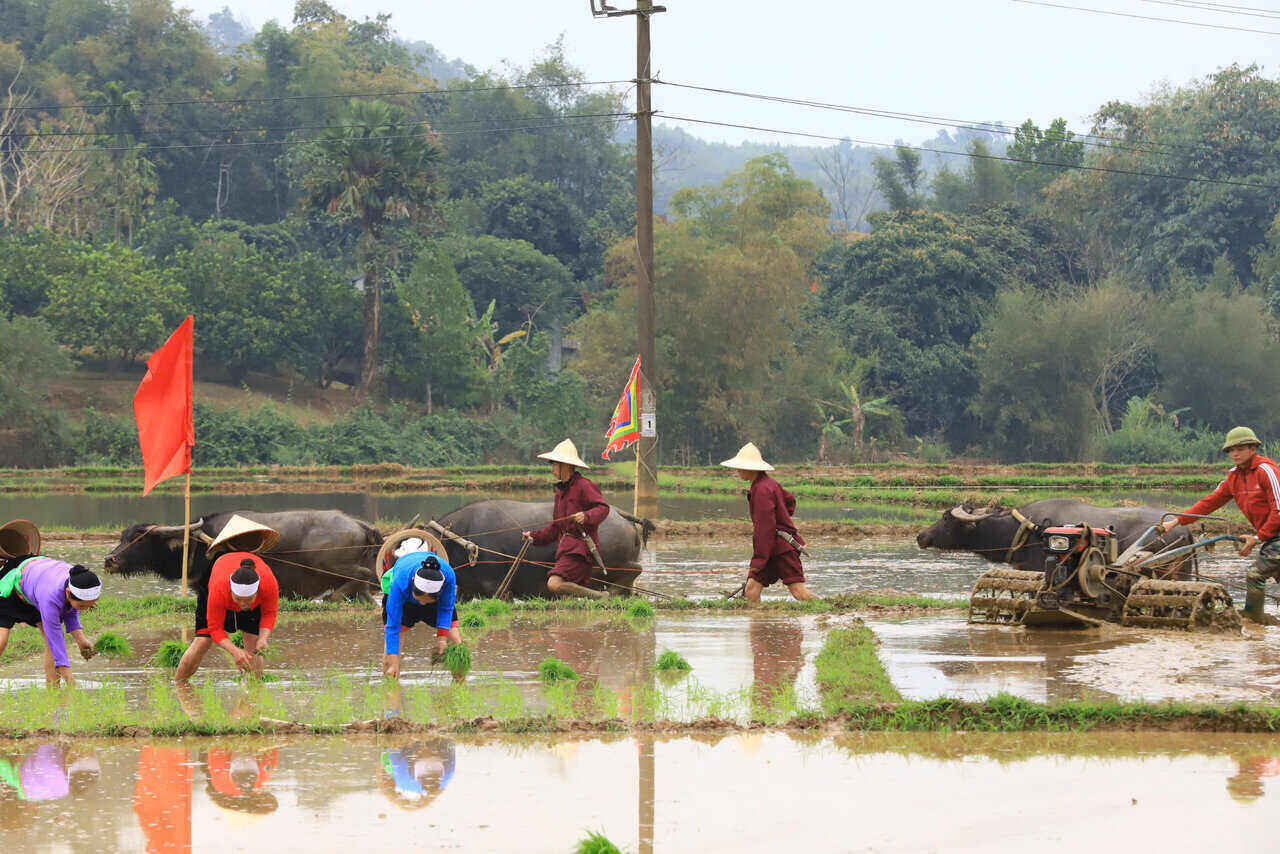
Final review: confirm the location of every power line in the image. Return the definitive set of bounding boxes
[15,113,633,155]
[6,78,633,114]
[656,79,1269,162]
[1011,0,1280,34]
[659,113,1280,191]
[1139,0,1280,19]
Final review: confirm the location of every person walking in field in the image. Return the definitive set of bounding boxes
[1161,427,1280,625]
[722,444,817,603]
[0,520,104,687]
[523,439,611,600]
[175,516,281,681]
[381,539,460,679]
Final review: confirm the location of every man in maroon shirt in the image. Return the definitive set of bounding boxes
[1160,426,1280,624]
[522,439,610,600]
[722,443,816,602]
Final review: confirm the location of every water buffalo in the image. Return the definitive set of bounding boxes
[432,499,654,599]
[916,499,1192,572]
[104,510,382,599]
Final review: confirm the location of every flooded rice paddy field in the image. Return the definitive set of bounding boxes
[27,537,1280,707]
[4,732,1279,852]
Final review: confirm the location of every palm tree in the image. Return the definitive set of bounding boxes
[299,100,442,395]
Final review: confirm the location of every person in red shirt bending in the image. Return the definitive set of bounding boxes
[175,515,281,681]
[722,443,817,603]
[1160,426,1280,625]
[522,439,611,600]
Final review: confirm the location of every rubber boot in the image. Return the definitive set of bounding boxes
[555,581,608,601]
[1242,589,1280,626]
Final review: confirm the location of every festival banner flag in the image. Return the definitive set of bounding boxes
[133,316,195,495]
[602,355,642,460]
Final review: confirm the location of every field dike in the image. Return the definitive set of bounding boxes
[3,601,1280,739]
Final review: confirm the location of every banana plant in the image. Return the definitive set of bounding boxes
[472,300,527,372]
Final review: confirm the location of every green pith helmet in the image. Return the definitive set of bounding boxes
[1222,426,1262,452]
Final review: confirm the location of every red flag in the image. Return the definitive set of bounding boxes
[133,317,194,496]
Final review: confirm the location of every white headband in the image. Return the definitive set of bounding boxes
[230,580,260,598]
[413,574,443,595]
[68,581,101,601]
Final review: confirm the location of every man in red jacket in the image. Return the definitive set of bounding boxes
[523,439,610,600]
[1161,426,1280,624]
[722,442,816,603]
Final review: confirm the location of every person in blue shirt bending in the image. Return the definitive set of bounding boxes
[381,539,459,679]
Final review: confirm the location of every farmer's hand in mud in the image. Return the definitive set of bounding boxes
[383,653,401,679]
[77,640,96,661]
[1239,535,1260,558]
[571,511,586,525]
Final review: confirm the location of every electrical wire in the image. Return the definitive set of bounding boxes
[658,113,1280,190]
[1011,0,1280,34]
[655,79,1261,162]
[1138,0,1280,20]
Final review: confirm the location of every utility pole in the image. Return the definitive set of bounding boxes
[591,0,665,519]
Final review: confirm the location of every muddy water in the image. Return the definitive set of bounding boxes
[2,732,1277,853]
[871,615,1280,703]
[0,613,832,722]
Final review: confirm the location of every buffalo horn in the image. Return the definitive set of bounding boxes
[949,505,993,522]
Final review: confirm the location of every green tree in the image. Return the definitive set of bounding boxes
[1005,118,1084,205]
[296,98,444,394]
[973,281,1155,460]
[445,234,575,333]
[41,244,184,367]
[872,145,924,212]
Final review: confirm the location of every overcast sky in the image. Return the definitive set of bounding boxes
[181,0,1277,148]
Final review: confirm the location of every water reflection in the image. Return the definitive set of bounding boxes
[133,746,191,853]
[378,739,456,810]
[748,617,804,708]
[3,733,1278,852]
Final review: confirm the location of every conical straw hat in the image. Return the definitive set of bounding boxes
[537,439,590,469]
[720,442,774,472]
[209,515,280,555]
[0,519,40,559]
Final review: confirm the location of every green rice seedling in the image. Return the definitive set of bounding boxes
[814,624,902,714]
[93,631,132,657]
[626,599,654,619]
[152,640,187,668]
[592,683,620,720]
[575,832,622,854]
[197,679,231,727]
[442,643,472,677]
[518,597,550,611]
[230,630,245,648]
[460,612,485,629]
[478,599,511,617]
[654,650,691,672]
[542,680,578,719]
[538,656,578,683]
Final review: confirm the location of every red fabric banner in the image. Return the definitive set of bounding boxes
[133,316,194,495]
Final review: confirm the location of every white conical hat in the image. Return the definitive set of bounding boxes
[0,519,40,558]
[209,515,280,555]
[720,442,774,472]
[537,439,590,469]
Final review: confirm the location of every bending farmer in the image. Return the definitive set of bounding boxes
[176,516,280,681]
[722,443,816,603]
[522,439,611,600]
[382,539,459,679]
[1161,426,1280,625]
[0,519,103,687]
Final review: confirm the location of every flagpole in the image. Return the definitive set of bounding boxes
[181,469,191,597]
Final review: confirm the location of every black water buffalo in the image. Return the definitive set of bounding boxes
[104,510,382,599]
[432,499,654,599]
[916,499,1192,572]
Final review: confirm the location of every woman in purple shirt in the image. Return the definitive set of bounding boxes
[0,521,103,687]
